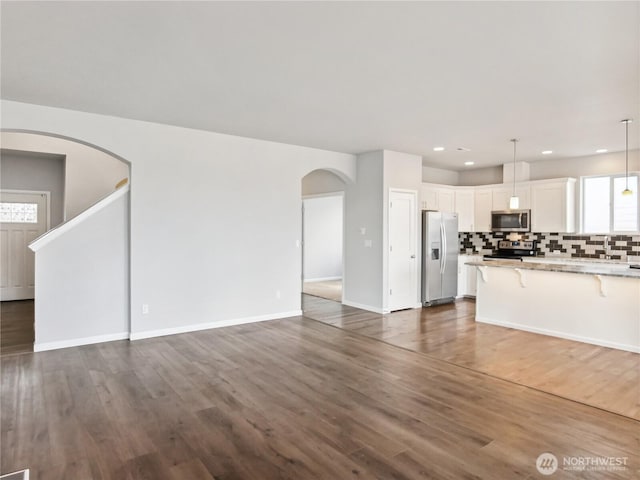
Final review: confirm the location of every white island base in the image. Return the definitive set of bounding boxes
[472,263,640,353]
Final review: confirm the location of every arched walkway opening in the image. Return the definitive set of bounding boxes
[300,169,347,304]
[0,130,131,354]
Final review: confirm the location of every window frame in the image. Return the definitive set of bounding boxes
[581,173,640,234]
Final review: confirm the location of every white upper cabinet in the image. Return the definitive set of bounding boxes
[492,185,531,210]
[455,189,474,232]
[421,177,575,233]
[530,179,576,233]
[438,189,455,213]
[421,184,455,213]
[421,186,438,210]
[474,189,493,232]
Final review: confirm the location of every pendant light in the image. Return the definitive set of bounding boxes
[509,138,519,209]
[621,119,633,196]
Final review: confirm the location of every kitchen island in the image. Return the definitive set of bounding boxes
[466,259,640,352]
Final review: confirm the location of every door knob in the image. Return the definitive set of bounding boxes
[410,254,416,259]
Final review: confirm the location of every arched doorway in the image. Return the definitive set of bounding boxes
[0,130,130,354]
[301,169,346,304]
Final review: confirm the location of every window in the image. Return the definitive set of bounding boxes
[0,202,38,224]
[582,174,639,233]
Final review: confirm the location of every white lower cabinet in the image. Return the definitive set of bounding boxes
[466,264,477,297]
[457,255,478,298]
[457,255,467,297]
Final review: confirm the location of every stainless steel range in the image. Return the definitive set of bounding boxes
[483,240,537,261]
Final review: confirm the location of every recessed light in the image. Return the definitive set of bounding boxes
[542,150,553,155]
[596,149,608,153]
[464,161,475,166]
[433,147,445,152]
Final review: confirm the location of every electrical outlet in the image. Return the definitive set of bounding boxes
[142,304,149,315]
[276,290,281,299]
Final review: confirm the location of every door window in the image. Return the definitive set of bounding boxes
[0,202,38,223]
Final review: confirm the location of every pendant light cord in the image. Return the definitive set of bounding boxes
[625,119,629,190]
[511,139,517,197]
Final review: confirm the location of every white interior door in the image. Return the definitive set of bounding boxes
[0,191,49,301]
[388,190,417,311]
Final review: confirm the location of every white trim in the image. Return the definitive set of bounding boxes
[34,332,129,352]
[342,299,389,314]
[304,276,342,283]
[129,309,302,341]
[29,185,129,252]
[475,316,640,353]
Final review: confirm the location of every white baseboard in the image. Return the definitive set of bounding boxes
[130,309,303,341]
[475,316,640,353]
[304,276,342,283]
[342,300,387,314]
[34,332,129,352]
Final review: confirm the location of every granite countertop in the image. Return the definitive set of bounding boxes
[465,259,640,279]
[524,256,640,265]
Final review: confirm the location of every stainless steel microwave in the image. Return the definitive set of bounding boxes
[491,209,531,232]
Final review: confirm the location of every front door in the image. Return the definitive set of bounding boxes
[0,191,49,301]
[388,189,418,311]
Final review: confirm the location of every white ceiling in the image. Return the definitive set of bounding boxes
[1,1,639,170]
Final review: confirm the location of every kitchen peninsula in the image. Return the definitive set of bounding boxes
[466,259,640,353]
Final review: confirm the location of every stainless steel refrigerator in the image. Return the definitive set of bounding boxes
[421,211,458,306]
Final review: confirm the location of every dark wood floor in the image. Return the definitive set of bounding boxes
[1,300,34,356]
[2,304,639,479]
[304,295,640,420]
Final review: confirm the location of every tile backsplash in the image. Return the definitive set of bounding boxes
[459,232,640,260]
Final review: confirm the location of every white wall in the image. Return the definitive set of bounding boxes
[529,150,639,180]
[303,194,343,281]
[343,150,422,313]
[458,165,504,186]
[344,151,384,311]
[1,132,129,220]
[2,100,356,339]
[422,165,459,185]
[0,149,65,227]
[444,149,640,187]
[33,189,129,351]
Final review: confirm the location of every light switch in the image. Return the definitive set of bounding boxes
[360,227,366,235]
[364,239,372,248]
